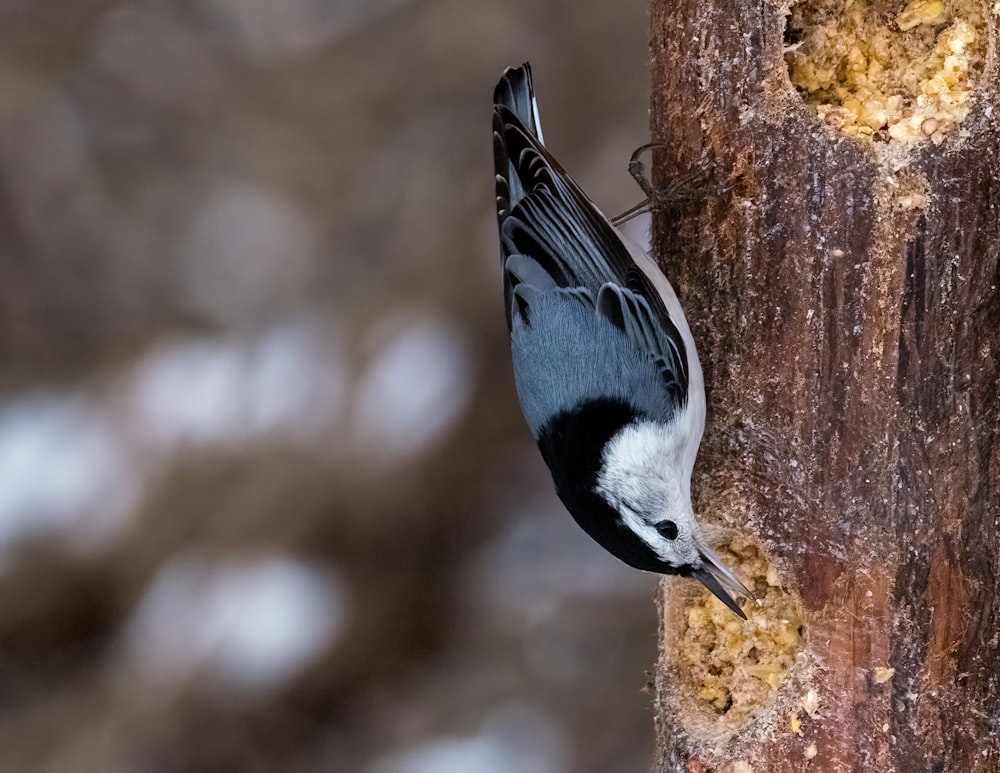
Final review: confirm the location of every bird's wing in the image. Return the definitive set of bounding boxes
[493,63,689,402]
[595,281,688,400]
[494,111,633,295]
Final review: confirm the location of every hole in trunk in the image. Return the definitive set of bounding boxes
[674,536,806,726]
[784,0,987,143]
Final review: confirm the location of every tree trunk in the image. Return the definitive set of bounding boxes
[648,0,1000,770]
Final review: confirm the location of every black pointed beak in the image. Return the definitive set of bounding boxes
[690,549,753,619]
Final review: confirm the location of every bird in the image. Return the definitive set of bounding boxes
[492,62,750,618]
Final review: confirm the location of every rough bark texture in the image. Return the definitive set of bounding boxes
[649,0,1000,770]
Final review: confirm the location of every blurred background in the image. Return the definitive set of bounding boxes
[0,1,657,770]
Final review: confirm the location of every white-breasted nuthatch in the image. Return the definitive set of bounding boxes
[493,62,750,617]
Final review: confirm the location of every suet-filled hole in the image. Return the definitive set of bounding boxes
[784,0,987,143]
[664,537,806,733]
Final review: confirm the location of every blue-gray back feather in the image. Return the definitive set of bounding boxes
[493,63,690,426]
[510,292,679,435]
[596,283,687,400]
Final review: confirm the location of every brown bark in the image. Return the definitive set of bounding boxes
[648,0,1000,771]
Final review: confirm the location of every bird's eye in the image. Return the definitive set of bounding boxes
[656,520,679,540]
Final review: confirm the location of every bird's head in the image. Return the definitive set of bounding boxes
[595,420,752,618]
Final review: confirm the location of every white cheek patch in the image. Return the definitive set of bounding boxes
[598,420,678,485]
[595,420,685,512]
[595,421,700,567]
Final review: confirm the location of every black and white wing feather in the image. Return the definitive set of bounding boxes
[493,62,691,407]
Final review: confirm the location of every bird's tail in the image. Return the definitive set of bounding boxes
[492,62,543,143]
[493,62,544,223]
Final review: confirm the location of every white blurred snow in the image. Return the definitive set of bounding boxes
[124,317,346,451]
[0,393,140,562]
[117,553,349,694]
[0,307,474,565]
[0,316,349,564]
[353,316,473,463]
